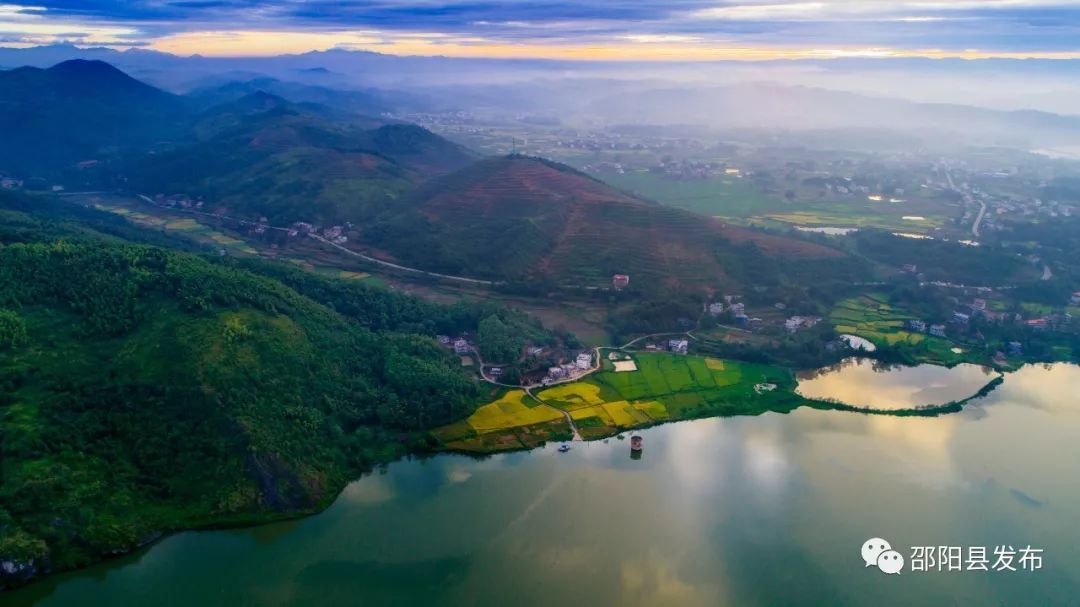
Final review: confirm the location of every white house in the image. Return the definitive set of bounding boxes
[575,352,593,369]
[453,338,470,354]
[668,339,689,355]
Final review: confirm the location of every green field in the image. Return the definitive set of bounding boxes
[602,171,788,218]
[439,353,807,444]
[760,199,948,233]
[91,200,259,256]
[830,293,970,364]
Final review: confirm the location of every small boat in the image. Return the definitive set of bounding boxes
[558,443,571,453]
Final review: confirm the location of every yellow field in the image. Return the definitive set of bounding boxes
[537,382,605,409]
[338,271,370,280]
[704,358,726,370]
[467,390,563,432]
[633,400,669,419]
[209,233,244,246]
[165,219,203,231]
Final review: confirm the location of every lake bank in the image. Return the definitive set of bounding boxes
[10,362,1079,607]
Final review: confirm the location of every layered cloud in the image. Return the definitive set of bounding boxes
[0,0,1078,58]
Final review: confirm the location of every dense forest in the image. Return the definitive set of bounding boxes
[0,195,551,588]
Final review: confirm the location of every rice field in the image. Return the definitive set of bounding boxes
[830,293,927,347]
[465,389,563,432]
[433,354,812,449]
[536,353,792,439]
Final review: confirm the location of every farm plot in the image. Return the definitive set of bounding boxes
[830,293,925,346]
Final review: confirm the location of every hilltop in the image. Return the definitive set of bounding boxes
[367,155,844,289]
[133,92,476,224]
[0,60,188,176]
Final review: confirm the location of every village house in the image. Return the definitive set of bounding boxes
[952,312,971,325]
[708,302,725,316]
[548,366,567,379]
[668,339,689,355]
[575,352,593,369]
[729,302,746,316]
[1007,341,1023,356]
[972,298,987,311]
[527,346,544,357]
[902,264,918,274]
[907,319,927,333]
[784,316,822,333]
[0,177,22,190]
[612,274,630,290]
[1026,318,1049,332]
[929,324,947,338]
[453,338,470,354]
[1071,292,1080,305]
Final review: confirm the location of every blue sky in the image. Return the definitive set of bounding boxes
[2,1,1080,58]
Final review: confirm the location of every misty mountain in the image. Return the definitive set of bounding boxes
[0,59,190,176]
[185,77,394,115]
[133,91,475,223]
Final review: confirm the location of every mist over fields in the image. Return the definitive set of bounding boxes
[3,44,1080,151]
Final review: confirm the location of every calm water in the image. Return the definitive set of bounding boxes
[9,363,1080,607]
[796,358,998,410]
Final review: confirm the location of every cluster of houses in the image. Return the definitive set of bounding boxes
[906,319,948,338]
[286,222,349,244]
[437,335,473,356]
[155,193,205,210]
[543,351,595,385]
[0,175,22,190]
[642,339,688,355]
[784,316,822,333]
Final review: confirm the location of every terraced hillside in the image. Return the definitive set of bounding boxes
[369,155,843,289]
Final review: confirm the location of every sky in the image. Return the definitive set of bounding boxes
[1,0,1080,59]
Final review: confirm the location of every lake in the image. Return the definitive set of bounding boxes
[795,358,998,410]
[9,363,1080,607]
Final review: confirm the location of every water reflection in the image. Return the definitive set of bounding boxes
[9,364,1080,607]
[796,357,997,410]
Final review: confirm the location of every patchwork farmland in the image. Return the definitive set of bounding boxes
[433,353,809,449]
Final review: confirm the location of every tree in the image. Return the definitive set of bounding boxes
[0,309,27,349]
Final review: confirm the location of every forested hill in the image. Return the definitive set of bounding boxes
[0,196,544,588]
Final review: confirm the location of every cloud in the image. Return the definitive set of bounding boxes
[0,0,1077,57]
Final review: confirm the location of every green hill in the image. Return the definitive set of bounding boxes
[0,60,189,177]
[133,92,475,224]
[367,155,845,290]
[0,194,545,588]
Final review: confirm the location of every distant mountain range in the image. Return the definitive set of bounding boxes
[0,59,849,291]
